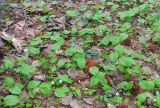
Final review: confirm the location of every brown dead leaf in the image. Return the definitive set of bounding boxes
[73,74,90,82]
[116,103,129,108]
[0,32,23,53]
[106,76,114,87]
[0,49,4,61]
[121,38,131,46]
[148,43,157,52]
[132,80,143,93]
[11,37,23,53]
[85,58,100,72]
[123,97,130,104]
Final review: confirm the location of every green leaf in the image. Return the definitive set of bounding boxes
[136,92,147,105]
[118,33,128,41]
[103,84,113,92]
[77,59,86,69]
[103,64,117,72]
[90,76,99,87]
[54,87,70,97]
[71,27,77,34]
[79,28,94,36]
[65,47,84,56]
[39,82,51,96]
[139,37,147,46]
[66,10,80,17]
[154,95,160,106]
[38,16,47,22]
[27,80,41,90]
[119,57,135,67]
[36,1,45,8]
[51,43,61,50]
[29,47,40,54]
[18,64,35,76]
[100,37,110,45]
[65,48,76,56]
[41,32,52,39]
[4,76,14,87]
[84,37,93,43]
[51,35,64,45]
[98,72,107,85]
[72,88,81,98]
[109,52,119,62]
[139,80,155,91]
[153,78,160,88]
[114,45,125,54]
[58,75,72,83]
[2,58,14,69]
[9,83,23,95]
[131,64,142,73]
[72,53,85,62]
[118,81,133,90]
[3,95,20,106]
[57,59,66,68]
[119,22,131,32]
[110,37,120,45]
[110,96,122,103]
[89,67,99,75]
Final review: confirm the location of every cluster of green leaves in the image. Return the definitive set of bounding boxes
[0,0,160,107]
[118,3,149,20]
[2,77,23,106]
[89,67,107,87]
[65,47,86,69]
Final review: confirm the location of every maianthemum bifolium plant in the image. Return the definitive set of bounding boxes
[0,0,160,107]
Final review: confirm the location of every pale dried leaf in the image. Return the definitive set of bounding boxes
[45,106,56,108]
[70,99,82,108]
[83,97,94,105]
[67,69,79,79]
[17,20,26,27]
[53,17,65,23]
[60,96,72,105]
[11,37,23,53]
[0,32,23,53]
[32,72,46,81]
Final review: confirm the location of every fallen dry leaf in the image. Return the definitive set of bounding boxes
[45,106,56,108]
[83,97,94,105]
[121,38,131,46]
[67,69,79,79]
[17,20,26,27]
[0,32,23,53]
[60,96,72,105]
[32,72,46,81]
[116,103,129,108]
[148,43,157,52]
[85,58,100,72]
[11,37,23,53]
[70,99,82,108]
[73,75,90,82]
[106,76,115,87]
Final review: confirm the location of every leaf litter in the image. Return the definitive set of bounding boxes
[0,0,160,108]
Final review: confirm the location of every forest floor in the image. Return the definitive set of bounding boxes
[0,0,160,108]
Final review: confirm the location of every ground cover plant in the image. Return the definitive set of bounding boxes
[0,0,160,108]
